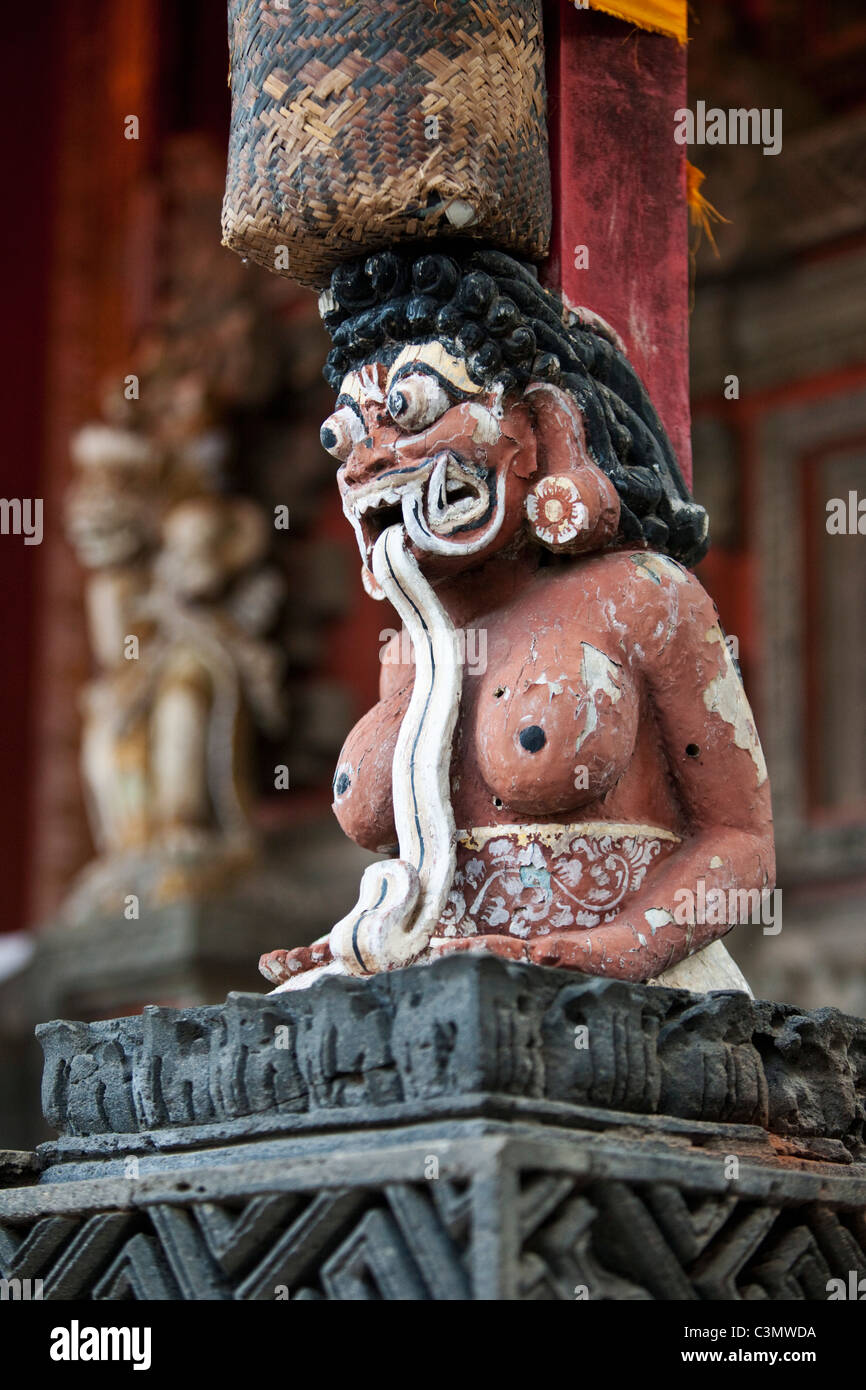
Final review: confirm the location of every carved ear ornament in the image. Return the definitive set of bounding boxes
[525,474,589,552]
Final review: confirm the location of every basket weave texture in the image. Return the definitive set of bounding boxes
[222,0,551,289]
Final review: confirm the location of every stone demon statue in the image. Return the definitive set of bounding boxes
[261,245,774,993]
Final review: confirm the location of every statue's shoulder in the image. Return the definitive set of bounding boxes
[590,548,711,605]
[555,548,719,664]
[549,547,701,598]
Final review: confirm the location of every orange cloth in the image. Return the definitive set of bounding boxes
[686,162,729,254]
[576,0,687,43]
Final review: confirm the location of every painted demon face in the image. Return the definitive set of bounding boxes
[320,343,533,578]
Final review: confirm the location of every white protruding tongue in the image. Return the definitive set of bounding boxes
[327,523,463,974]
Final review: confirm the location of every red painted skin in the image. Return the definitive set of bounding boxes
[262,363,775,986]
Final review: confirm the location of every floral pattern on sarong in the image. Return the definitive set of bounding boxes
[439,826,678,939]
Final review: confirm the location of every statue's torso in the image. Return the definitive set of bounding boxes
[334,550,691,939]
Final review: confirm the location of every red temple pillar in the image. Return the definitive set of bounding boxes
[543,3,691,484]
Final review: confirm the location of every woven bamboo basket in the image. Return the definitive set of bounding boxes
[222,0,551,289]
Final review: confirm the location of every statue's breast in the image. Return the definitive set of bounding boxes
[462,620,640,821]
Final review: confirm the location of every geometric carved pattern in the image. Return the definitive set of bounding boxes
[0,1185,473,1301]
[13,959,866,1299]
[2,1173,865,1300]
[521,1177,866,1301]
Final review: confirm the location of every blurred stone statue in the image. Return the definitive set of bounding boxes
[64,420,285,924]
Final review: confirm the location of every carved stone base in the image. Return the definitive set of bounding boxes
[0,817,374,1148]
[2,956,864,1300]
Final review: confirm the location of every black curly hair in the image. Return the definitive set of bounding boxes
[320,244,708,566]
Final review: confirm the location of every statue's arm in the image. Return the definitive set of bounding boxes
[530,557,775,981]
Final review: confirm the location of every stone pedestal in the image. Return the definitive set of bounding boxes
[1,956,864,1300]
[0,820,376,1148]
[0,901,291,1151]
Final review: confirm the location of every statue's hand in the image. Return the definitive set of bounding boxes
[525,918,689,983]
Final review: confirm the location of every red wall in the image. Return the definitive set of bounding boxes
[0,11,60,932]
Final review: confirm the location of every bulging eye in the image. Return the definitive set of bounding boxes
[387,373,451,433]
[320,405,364,461]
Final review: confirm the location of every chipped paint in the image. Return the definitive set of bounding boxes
[530,671,566,699]
[575,643,622,753]
[644,907,674,934]
[468,402,502,445]
[702,629,768,785]
[631,553,686,586]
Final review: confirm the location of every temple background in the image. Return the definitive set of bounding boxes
[0,0,864,1147]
